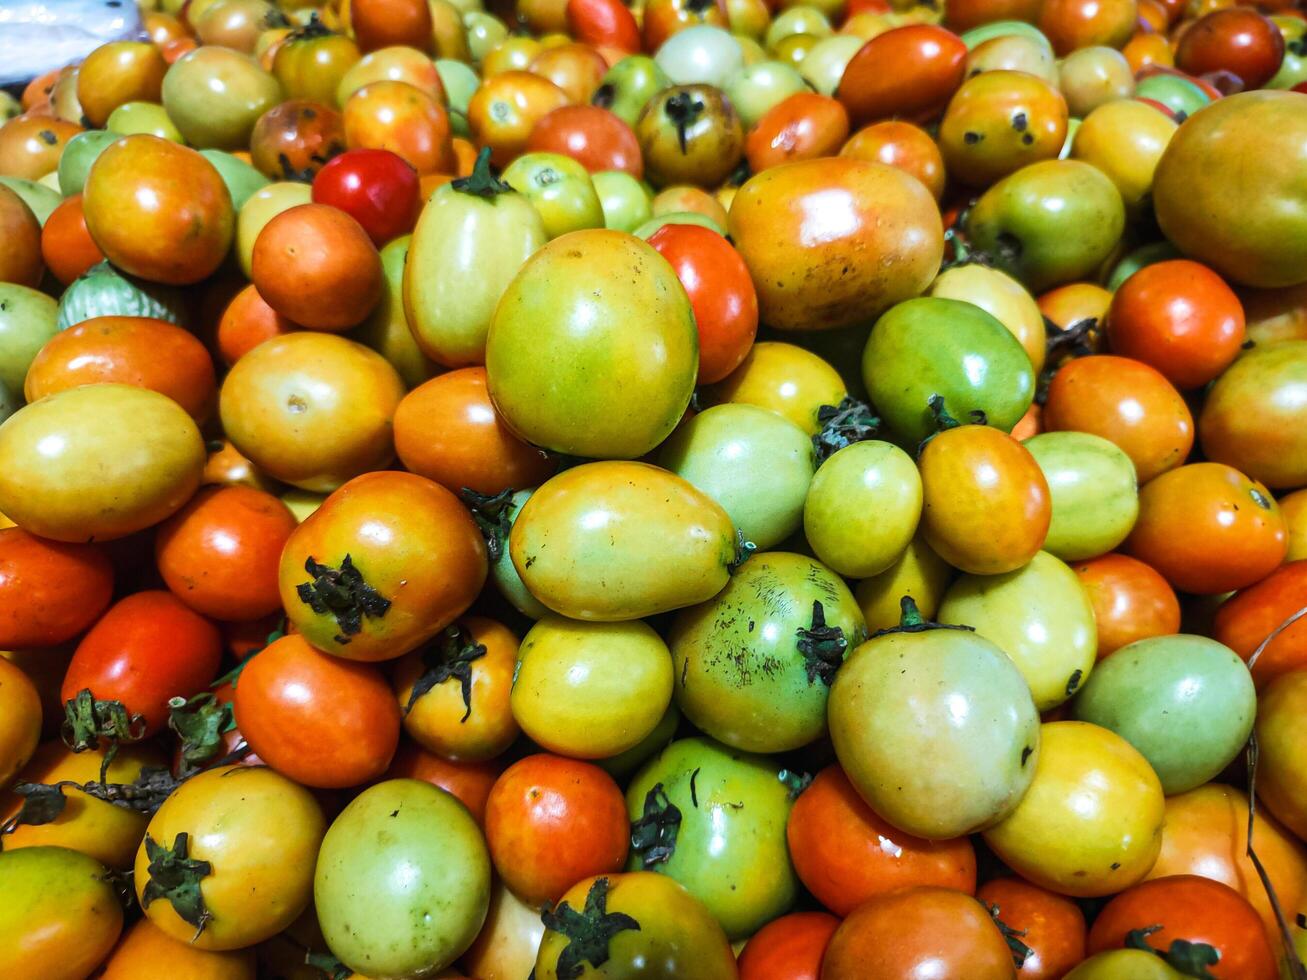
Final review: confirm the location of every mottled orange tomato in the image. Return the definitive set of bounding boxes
[1073,553,1180,660]
[529,43,608,104]
[939,70,1068,187]
[746,93,850,173]
[526,104,642,176]
[249,99,346,181]
[976,878,1086,980]
[468,71,572,167]
[343,80,454,174]
[1213,560,1307,688]
[840,120,946,200]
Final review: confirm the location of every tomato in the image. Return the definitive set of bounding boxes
[514,616,672,758]
[272,21,360,105]
[24,315,216,422]
[0,528,113,649]
[704,341,847,434]
[729,157,942,332]
[462,881,548,980]
[929,264,1046,374]
[1201,340,1307,490]
[977,878,1086,980]
[215,283,297,367]
[1037,0,1135,53]
[735,912,837,980]
[1074,553,1180,660]
[854,533,954,632]
[469,71,571,168]
[160,47,281,150]
[527,104,642,176]
[0,187,42,288]
[1070,99,1176,214]
[1057,47,1134,118]
[343,80,454,175]
[337,46,447,107]
[219,332,405,492]
[510,462,736,620]
[234,633,400,787]
[393,617,519,761]
[0,847,123,980]
[1177,7,1284,88]
[386,740,501,825]
[0,658,39,790]
[39,194,103,286]
[1043,355,1193,484]
[626,737,796,939]
[310,148,419,246]
[352,0,433,52]
[529,42,608,104]
[635,85,743,190]
[279,471,485,661]
[939,70,1068,187]
[647,223,759,384]
[100,918,256,980]
[658,404,812,550]
[837,25,968,126]
[983,721,1164,898]
[1214,560,1307,688]
[1087,875,1277,980]
[965,33,1058,83]
[316,779,489,974]
[945,0,1042,30]
[840,120,946,201]
[1255,671,1307,841]
[1065,950,1183,979]
[1023,432,1138,562]
[501,151,605,238]
[820,887,1017,980]
[745,92,850,173]
[248,99,345,181]
[1126,462,1287,595]
[1153,92,1307,289]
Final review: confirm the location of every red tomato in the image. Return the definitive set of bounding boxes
[311,148,421,246]
[976,878,1086,980]
[837,25,968,126]
[1073,553,1181,660]
[737,911,840,980]
[526,104,643,176]
[40,194,104,286]
[646,223,758,383]
[566,0,640,53]
[1213,560,1307,688]
[0,528,113,649]
[61,591,222,736]
[1175,7,1285,90]
[215,283,299,367]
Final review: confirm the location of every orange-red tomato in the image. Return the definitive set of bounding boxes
[526,104,643,176]
[737,912,840,980]
[484,754,629,906]
[76,41,167,128]
[350,0,434,53]
[1086,875,1277,980]
[642,0,728,50]
[343,80,454,175]
[976,878,1086,980]
[840,120,946,201]
[1213,560,1307,688]
[98,917,257,980]
[251,202,383,331]
[385,739,503,826]
[233,632,400,788]
[746,93,850,173]
[0,115,81,180]
[529,43,608,104]
[646,223,759,384]
[787,765,976,916]
[837,25,968,126]
[249,100,346,182]
[393,367,555,496]
[0,184,43,287]
[1038,0,1138,54]
[0,528,113,649]
[1175,7,1285,89]
[202,439,280,495]
[566,0,641,53]
[24,316,217,422]
[40,194,104,286]
[1072,553,1180,660]
[468,71,572,168]
[1042,355,1193,484]
[1106,260,1245,390]
[1126,462,1287,595]
[155,485,298,622]
[215,283,299,366]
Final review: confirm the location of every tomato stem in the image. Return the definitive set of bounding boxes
[141,832,214,941]
[60,689,148,784]
[452,147,516,199]
[541,876,641,980]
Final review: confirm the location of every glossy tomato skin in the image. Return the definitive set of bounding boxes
[233,634,400,788]
[215,284,297,367]
[647,223,758,384]
[746,93,850,173]
[738,912,840,980]
[248,99,345,182]
[704,341,846,434]
[0,528,112,648]
[976,878,1086,980]
[311,148,420,245]
[837,25,968,126]
[820,887,1017,980]
[567,0,641,52]
[1176,7,1285,89]
[278,471,487,661]
[1254,672,1307,841]
[343,81,454,175]
[62,590,222,735]
[40,194,103,285]
[1087,875,1277,980]
[840,120,946,201]
[939,70,1068,187]
[468,71,571,168]
[98,918,256,980]
[1214,560,1307,688]
[1073,553,1180,660]
[0,657,40,790]
[385,741,502,825]
[527,104,643,176]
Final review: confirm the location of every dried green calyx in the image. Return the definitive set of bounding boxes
[461,488,516,562]
[986,903,1033,969]
[169,693,237,775]
[1125,925,1220,979]
[296,555,391,645]
[812,397,881,465]
[1,765,185,840]
[141,832,213,940]
[629,783,681,868]
[797,600,847,687]
[663,91,706,154]
[402,623,488,721]
[452,146,515,198]
[542,877,641,980]
[869,596,976,640]
[61,688,148,783]
[305,951,354,979]
[729,530,757,573]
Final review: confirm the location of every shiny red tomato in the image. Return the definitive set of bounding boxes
[1213,559,1307,688]
[837,25,968,126]
[737,911,840,980]
[526,104,643,177]
[311,148,421,246]
[0,528,113,649]
[976,878,1085,980]
[1175,7,1285,90]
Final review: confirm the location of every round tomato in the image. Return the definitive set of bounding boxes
[311,147,419,245]
[704,341,847,435]
[0,187,43,288]
[939,70,1068,187]
[738,912,840,980]
[1071,98,1177,214]
[854,533,954,632]
[343,80,454,175]
[461,881,548,980]
[215,283,297,367]
[1073,553,1180,660]
[1023,432,1138,562]
[99,918,255,980]
[1255,671,1307,841]
[527,104,643,176]
[1176,7,1285,89]
[0,528,112,649]
[976,878,1086,980]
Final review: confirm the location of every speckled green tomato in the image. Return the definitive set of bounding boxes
[594,56,673,128]
[670,552,865,753]
[657,404,814,550]
[0,283,58,396]
[965,159,1125,292]
[939,550,1097,711]
[626,737,797,939]
[1072,635,1255,795]
[1023,432,1138,561]
[1064,949,1184,979]
[863,297,1035,446]
[510,461,737,621]
[804,440,922,578]
[828,613,1040,839]
[487,229,697,459]
[726,60,809,128]
[106,101,183,141]
[315,779,491,979]
[161,47,282,150]
[57,130,120,195]
[500,152,605,240]
[592,169,652,233]
[487,488,550,620]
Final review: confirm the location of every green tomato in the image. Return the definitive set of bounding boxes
[658,403,814,549]
[725,61,810,129]
[862,296,1035,446]
[488,488,550,619]
[1104,240,1182,292]
[632,211,727,238]
[960,20,1053,51]
[162,47,282,150]
[804,440,922,578]
[1072,634,1255,794]
[436,59,480,117]
[799,35,863,97]
[828,609,1040,839]
[0,283,59,396]
[626,737,797,939]
[57,130,120,196]
[1023,431,1138,561]
[314,779,491,978]
[1134,73,1212,119]
[197,148,271,211]
[0,177,61,226]
[593,170,653,233]
[106,102,185,142]
[965,159,1125,292]
[939,550,1097,711]
[595,56,673,128]
[501,152,605,240]
[765,6,832,50]
[1065,950,1184,979]
[670,552,865,752]
[0,92,18,122]
[487,230,697,459]
[350,235,439,389]
[464,11,509,63]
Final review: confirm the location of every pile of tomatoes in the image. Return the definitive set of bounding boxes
[4,0,1307,975]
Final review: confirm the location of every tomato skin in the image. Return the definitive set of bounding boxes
[527,104,643,176]
[1087,875,1277,980]
[1213,560,1307,688]
[0,657,40,790]
[462,881,549,980]
[99,918,256,980]
[385,740,501,826]
[647,223,758,384]
[40,194,103,285]
[939,70,1068,188]
[787,765,976,916]
[704,341,846,434]
[841,120,945,202]
[62,590,221,736]
[1037,0,1136,54]
[0,115,82,181]
[837,25,968,126]
[738,912,839,980]
[567,0,641,53]
[215,283,298,367]
[248,99,346,182]
[343,81,454,176]
[976,878,1086,980]
[0,528,113,648]
[234,634,400,788]
[746,93,850,173]
[351,0,434,53]
[468,72,571,168]
[1175,7,1285,90]
[1073,553,1180,660]
[311,148,420,245]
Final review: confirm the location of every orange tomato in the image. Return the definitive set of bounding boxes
[529,43,609,104]
[840,120,946,201]
[0,528,113,649]
[0,184,42,287]
[1072,553,1180,660]
[99,918,256,980]
[976,878,1086,980]
[746,93,850,173]
[468,71,571,168]
[0,115,81,180]
[343,80,454,174]
[215,282,299,366]
[1038,0,1138,54]
[39,194,104,286]
[837,25,968,126]
[351,0,434,52]
[76,41,167,127]
[1213,560,1307,688]
[385,740,503,825]
[526,104,643,176]
[737,912,840,980]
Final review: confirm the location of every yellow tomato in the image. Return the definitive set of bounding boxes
[1071,99,1177,213]
[1255,671,1307,842]
[853,532,954,633]
[0,657,39,788]
[1280,488,1307,561]
[703,341,846,435]
[460,881,547,980]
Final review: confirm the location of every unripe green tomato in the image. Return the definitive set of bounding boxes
[501,152,605,240]
[592,170,653,233]
[465,11,509,63]
[594,56,673,128]
[725,60,809,129]
[960,20,1053,51]
[436,58,481,117]
[632,211,727,238]
[1023,431,1138,561]
[799,35,863,96]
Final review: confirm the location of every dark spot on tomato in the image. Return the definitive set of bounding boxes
[38,129,57,145]
[1065,669,1083,696]
[1021,133,1034,145]
[964,131,982,145]
[1021,746,1032,766]
[1011,112,1028,132]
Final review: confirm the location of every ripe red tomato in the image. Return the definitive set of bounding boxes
[976,878,1086,980]
[1213,560,1307,688]
[1175,7,1285,90]
[837,25,968,126]
[526,104,643,177]
[311,148,421,246]
[737,911,840,980]
[0,528,113,649]
[566,0,640,53]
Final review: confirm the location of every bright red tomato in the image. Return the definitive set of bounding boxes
[311,148,421,246]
